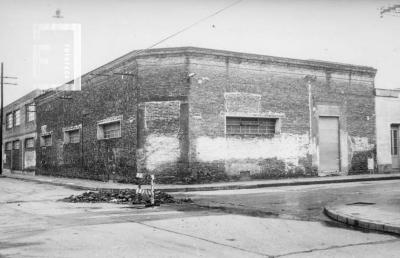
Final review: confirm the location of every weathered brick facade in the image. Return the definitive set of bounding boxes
[34,47,376,183]
[2,89,42,173]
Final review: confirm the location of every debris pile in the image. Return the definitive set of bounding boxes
[61,189,192,205]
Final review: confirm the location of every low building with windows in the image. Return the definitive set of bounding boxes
[3,89,43,173]
[34,47,377,182]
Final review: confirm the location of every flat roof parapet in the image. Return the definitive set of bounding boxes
[85,46,377,79]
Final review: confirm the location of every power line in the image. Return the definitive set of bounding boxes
[38,0,243,104]
[145,0,243,51]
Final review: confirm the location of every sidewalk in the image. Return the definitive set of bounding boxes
[2,169,400,192]
[324,200,400,235]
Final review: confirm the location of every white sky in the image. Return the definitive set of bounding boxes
[1,0,400,105]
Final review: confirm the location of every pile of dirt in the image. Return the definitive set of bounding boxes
[61,189,192,205]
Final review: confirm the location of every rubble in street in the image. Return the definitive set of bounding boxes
[61,189,192,205]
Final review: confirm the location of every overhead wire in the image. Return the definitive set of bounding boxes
[37,0,243,104]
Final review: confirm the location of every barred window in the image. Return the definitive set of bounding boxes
[25,138,35,148]
[103,122,121,139]
[14,110,21,126]
[26,103,36,122]
[226,117,276,135]
[64,129,80,144]
[6,113,13,129]
[5,142,12,151]
[13,140,20,150]
[41,135,52,147]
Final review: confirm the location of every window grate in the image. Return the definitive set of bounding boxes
[103,122,121,139]
[226,117,276,135]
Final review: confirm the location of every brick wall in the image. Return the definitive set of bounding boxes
[34,47,376,183]
[36,53,189,181]
[3,89,42,171]
[187,51,375,179]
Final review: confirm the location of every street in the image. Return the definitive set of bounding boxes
[1,177,400,257]
[177,179,400,222]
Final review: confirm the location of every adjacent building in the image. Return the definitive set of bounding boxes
[375,88,400,173]
[3,89,43,174]
[33,47,377,183]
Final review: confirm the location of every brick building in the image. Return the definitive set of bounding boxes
[35,47,377,183]
[3,89,43,173]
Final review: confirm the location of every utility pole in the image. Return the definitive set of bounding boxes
[0,62,18,175]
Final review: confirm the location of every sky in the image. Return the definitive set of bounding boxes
[1,0,400,105]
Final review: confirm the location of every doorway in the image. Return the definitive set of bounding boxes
[391,124,400,170]
[319,116,340,173]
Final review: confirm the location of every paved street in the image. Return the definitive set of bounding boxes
[1,177,400,257]
[177,180,400,222]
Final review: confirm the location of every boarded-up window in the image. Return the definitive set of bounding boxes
[226,117,276,135]
[13,140,20,150]
[25,138,35,148]
[6,113,13,129]
[5,142,12,151]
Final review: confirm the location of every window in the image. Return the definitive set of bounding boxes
[226,117,276,135]
[41,135,52,147]
[13,110,21,126]
[25,138,35,148]
[103,122,121,139]
[13,140,20,150]
[97,116,122,140]
[391,128,398,155]
[64,129,80,144]
[6,113,13,129]
[5,142,12,151]
[26,103,36,122]
[98,121,121,140]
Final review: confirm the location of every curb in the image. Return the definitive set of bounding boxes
[324,206,400,235]
[3,173,400,192]
[2,175,99,191]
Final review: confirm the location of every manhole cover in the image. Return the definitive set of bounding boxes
[346,202,375,206]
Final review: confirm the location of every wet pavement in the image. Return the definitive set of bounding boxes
[176,180,400,222]
[1,177,400,257]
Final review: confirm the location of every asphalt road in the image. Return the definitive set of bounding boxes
[1,177,400,257]
[177,179,400,222]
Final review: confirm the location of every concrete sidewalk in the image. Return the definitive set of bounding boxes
[325,199,400,235]
[2,169,400,192]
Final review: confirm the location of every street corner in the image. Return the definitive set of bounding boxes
[324,201,400,235]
